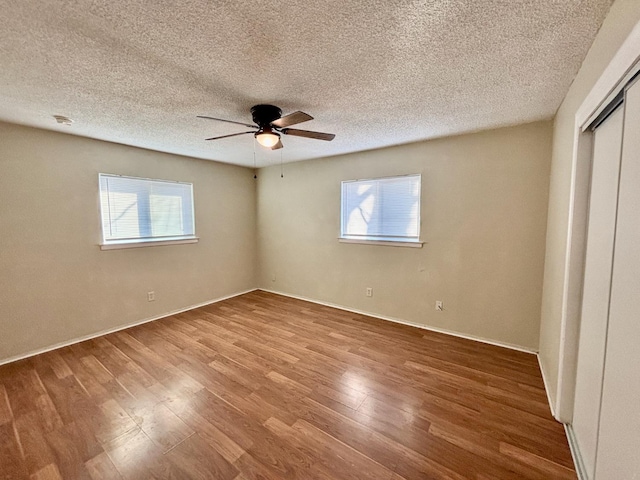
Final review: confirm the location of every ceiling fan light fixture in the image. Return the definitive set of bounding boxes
[199,105,335,148]
[255,129,280,148]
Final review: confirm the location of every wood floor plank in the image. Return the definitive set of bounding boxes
[3,367,47,420]
[428,422,556,480]
[13,412,57,475]
[232,452,287,480]
[0,291,576,479]
[499,442,577,480]
[133,402,194,452]
[43,424,95,480]
[176,407,247,464]
[0,385,12,427]
[164,433,238,480]
[101,427,173,480]
[29,463,63,480]
[264,416,393,480]
[84,452,123,480]
[0,422,29,480]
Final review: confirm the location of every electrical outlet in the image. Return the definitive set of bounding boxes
[435,300,443,311]
[271,274,276,282]
[366,287,373,297]
[147,291,155,302]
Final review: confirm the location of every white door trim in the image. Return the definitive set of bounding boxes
[555,19,640,423]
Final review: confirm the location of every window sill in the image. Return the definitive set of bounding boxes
[338,238,423,248]
[100,237,199,250]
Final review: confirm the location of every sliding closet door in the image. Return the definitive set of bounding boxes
[595,78,640,479]
[572,106,624,478]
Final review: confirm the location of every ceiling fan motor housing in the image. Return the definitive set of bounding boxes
[251,104,282,127]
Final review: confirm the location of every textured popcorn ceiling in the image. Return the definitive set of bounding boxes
[0,0,613,167]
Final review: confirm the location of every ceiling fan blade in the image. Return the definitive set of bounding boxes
[205,131,256,141]
[198,115,256,128]
[271,111,313,128]
[281,128,335,141]
[270,139,283,150]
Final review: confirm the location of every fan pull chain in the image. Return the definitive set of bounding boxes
[280,148,284,178]
[253,137,257,179]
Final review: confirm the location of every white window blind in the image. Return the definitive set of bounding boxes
[341,174,421,243]
[99,174,195,245]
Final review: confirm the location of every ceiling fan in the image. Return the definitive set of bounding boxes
[198,104,335,150]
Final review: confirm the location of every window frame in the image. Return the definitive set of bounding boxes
[98,173,198,250]
[339,173,423,248]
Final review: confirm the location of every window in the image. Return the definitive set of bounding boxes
[99,174,196,249]
[340,174,421,246]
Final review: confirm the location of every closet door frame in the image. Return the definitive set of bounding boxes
[570,104,624,480]
[556,20,640,428]
[592,75,640,480]
[556,32,640,475]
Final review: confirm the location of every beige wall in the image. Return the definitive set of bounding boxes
[539,0,640,409]
[257,121,552,351]
[0,120,551,362]
[0,122,257,362]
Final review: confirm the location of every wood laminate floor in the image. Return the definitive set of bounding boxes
[0,291,576,479]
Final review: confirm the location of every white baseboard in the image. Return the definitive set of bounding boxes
[259,288,537,354]
[537,354,558,419]
[0,288,258,366]
[537,358,588,480]
[565,423,588,480]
